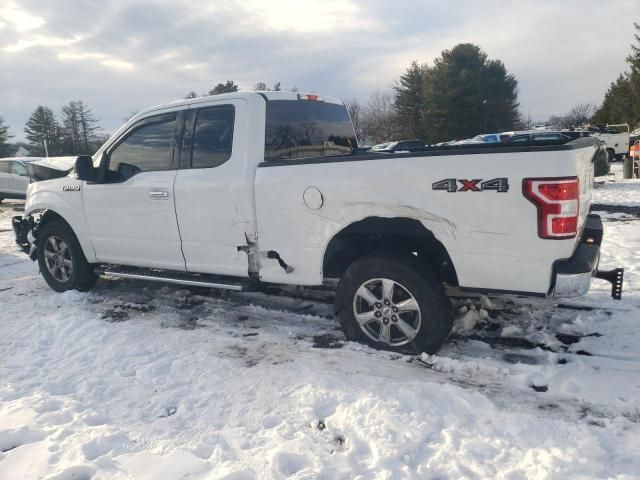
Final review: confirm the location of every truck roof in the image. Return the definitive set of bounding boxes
[136,91,344,119]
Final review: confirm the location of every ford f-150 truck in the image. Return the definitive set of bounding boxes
[13,91,624,354]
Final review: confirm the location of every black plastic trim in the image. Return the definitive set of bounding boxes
[258,137,599,168]
[458,287,546,298]
[546,213,603,295]
[0,192,26,199]
[556,243,600,274]
[582,214,603,246]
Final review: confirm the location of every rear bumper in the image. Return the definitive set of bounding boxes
[551,214,623,299]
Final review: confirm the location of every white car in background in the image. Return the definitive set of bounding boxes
[0,157,75,202]
[452,132,514,145]
[370,139,426,153]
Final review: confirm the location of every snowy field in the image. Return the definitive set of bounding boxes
[1,164,639,479]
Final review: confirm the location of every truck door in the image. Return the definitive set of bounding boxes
[173,99,254,277]
[82,110,187,270]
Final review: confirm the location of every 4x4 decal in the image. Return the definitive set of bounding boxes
[432,177,509,193]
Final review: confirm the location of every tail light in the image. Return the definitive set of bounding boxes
[523,177,579,239]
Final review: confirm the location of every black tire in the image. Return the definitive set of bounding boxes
[607,149,616,163]
[335,252,452,354]
[37,220,97,292]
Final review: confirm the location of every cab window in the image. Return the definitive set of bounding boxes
[0,162,9,173]
[105,113,176,181]
[189,105,235,168]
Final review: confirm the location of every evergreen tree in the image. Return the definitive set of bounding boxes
[24,106,62,156]
[419,44,519,143]
[208,81,239,95]
[394,61,427,138]
[185,91,198,99]
[592,23,640,128]
[0,117,13,157]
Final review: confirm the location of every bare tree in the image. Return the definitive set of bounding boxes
[547,115,565,128]
[345,98,363,142]
[123,110,139,122]
[564,103,596,128]
[361,90,399,144]
[254,81,287,91]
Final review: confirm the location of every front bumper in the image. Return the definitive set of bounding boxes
[552,214,623,299]
[12,215,38,261]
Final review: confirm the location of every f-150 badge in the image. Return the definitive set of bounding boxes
[62,185,81,191]
[432,178,509,193]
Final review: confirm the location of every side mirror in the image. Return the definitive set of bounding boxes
[75,155,97,182]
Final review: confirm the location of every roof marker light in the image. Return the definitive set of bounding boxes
[297,93,323,102]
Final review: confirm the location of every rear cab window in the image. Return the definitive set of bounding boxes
[264,99,356,162]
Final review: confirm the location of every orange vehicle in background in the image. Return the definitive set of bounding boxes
[630,140,640,177]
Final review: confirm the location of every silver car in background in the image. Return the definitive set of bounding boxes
[0,157,75,202]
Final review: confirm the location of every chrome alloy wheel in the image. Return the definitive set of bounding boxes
[43,235,73,282]
[352,278,422,347]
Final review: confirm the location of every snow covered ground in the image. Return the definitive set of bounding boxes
[1,165,639,479]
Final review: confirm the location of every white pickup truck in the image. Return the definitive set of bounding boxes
[13,91,623,353]
[590,124,630,161]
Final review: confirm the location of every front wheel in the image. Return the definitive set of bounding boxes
[335,252,453,354]
[37,220,97,292]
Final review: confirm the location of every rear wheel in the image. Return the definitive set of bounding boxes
[37,220,97,292]
[335,252,452,354]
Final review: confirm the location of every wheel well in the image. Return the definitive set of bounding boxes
[323,217,458,285]
[39,209,67,228]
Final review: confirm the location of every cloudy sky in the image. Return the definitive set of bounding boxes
[1,0,638,141]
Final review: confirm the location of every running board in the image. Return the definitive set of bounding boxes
[94,266,245,291]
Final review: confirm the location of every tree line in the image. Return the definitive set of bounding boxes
[184,80,297,99]
[2,30,639,158]
[0,101,105,158]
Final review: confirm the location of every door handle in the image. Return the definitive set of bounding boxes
[148,190,169,199]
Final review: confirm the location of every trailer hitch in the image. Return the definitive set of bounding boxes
[595,268,624,300]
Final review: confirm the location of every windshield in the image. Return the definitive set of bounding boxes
[264,100,356,162]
